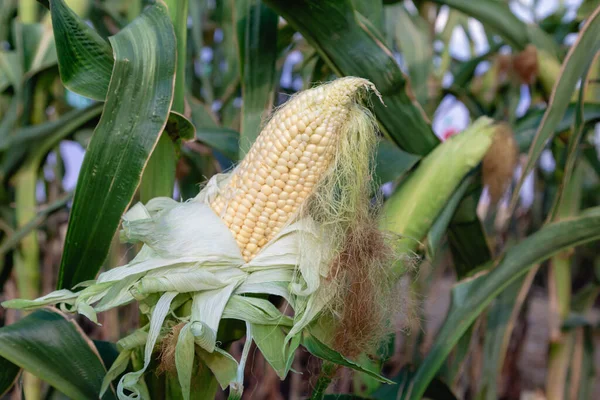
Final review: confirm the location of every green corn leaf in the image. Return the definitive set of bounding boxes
[375,139,421,184]
[263,0,439,156]
[44,0,193,137]
[17,22,57,79]
[407,208,600,399]
[235,0,278,156]
[49,0,114,100]
[514,103,600,153]
[0,104,102,151]
[548,59,594,220]
[478,267,538,400]
[352,0,383,31]
[0,51,22,91]
[138,133,177,203]
[510,5,600,214]
[372,365,458,400]
[0,105,102,183]
[302,332,394,384]
[0,193,71,258]
[93,341,120,375]
[0,355,20,397]
[425,174,492,280]
[451,43,503,89]
[577,327,596,400]
[58,1,176,288]
[0,308,116,399]
[446,181,492,279]
[385,4,432,105]
[189,97,241,161]
[139,0,189,203]
[426,177,472,261]
[196,127,241,161]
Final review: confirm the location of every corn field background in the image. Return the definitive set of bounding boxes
[1,0,600,399]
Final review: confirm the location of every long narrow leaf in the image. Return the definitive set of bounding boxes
[514,103,600,153]
[385,4,432,105]
[235,0,278,156]
[0,308,116,399]
[43,0,193,136]
[0,193,72,257]
[548,59,594,220]
[408,208,600,399]
[49,0,114,100]
[58,2,176,288]
[510,5,600,213]
[0,356,20,397]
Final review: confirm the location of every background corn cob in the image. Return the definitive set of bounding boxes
[210,77,376,261]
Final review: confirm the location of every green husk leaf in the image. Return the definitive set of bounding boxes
[100,350,132,397]
[252,324,299,379]
[196,347,238,390]
[118,292,177,399]
[223,295,293,326]
[381,117,496,277]
[175,324,195,400]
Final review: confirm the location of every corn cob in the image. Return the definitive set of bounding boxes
[210,77,376,261]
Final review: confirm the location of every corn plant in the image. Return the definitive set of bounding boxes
[1,1,600,400]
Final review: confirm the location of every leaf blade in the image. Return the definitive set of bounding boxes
[58,1,176,288]
[236,0,278,156]
[50,0,114,100]
[0,308,116,399]
[408,208,600,399]
[510,5,600,213]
